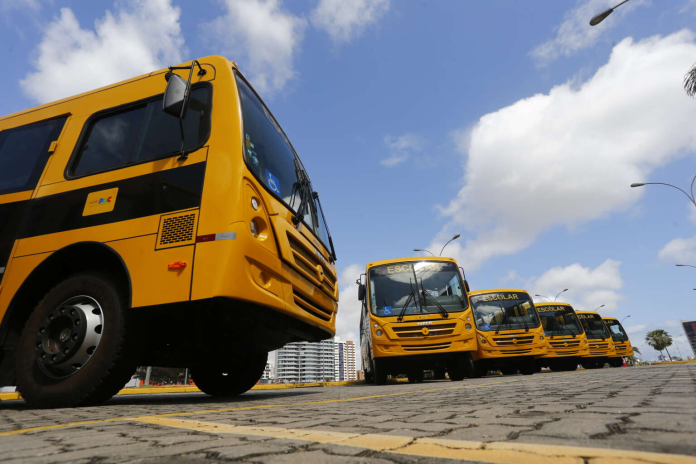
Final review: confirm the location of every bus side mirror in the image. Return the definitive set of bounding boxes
[163,73,189,118]
[463,280,471,293]
[357,284,365,301]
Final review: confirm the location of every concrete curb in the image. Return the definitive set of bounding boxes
[0,380,366,402]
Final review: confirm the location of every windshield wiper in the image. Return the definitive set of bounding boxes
[419,279,448,318]
[494,305,508,335]
[290,158,312,228]
[313,191,337,262]
[397,280,417,322]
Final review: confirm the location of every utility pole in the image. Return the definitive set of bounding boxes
[144,366,152,386]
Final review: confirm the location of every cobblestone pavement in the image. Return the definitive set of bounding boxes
[0,364,694,463]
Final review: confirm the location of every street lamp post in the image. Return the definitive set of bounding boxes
[595,305,605,311]
[554,289,568,301]
[621,315,631,325]
[589,0,630,26]
[439,234,461,256]
[413,248,435,257]
[676,264,696,269]
[534,294,551,302]
[630,175,696,209]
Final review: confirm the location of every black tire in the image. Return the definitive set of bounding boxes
[16,273,135,408]
[519,359,536,376]
[407,370,424,383]
[500,366,517,376]
[372,358,387,385]
[610,358,624,368]
[564,360,578,371]
[447,354,467,381]
[433,368,446,380]
[462,354,485,379]
[192,352,268,397]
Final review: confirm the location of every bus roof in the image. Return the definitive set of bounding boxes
[602,317,619,321]
[366,256,457,268]
[468,288,530,296]
[535,302,573,308]
[0,55,236,124]
[576,310,600,316]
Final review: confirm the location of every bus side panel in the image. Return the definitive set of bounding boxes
[0,252,50,324]
[108,236,193,308]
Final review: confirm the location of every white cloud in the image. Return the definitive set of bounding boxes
[380,133,424,167]
[626,324,646,334]
[529,259,626,313]
[664,319,679,327]
[0,0,42,12]
[20,0,184,104]
[658,236,696,263]
[434,30,696,271]
[335,263,363,366]
[530,0,646,66]
[311,0,389,44]
[206,0,306,95]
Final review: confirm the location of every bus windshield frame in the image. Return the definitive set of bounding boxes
[604,319,629,342]
[537,305,584,337]
[234,71,332,255]
[578,314,611,340]
[470,292,541,332]
[367,261,468,318]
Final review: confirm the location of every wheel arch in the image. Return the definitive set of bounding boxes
[1,241,132,353]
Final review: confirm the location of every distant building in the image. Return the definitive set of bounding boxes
[273,339,358,383]
[681,320,696,357]
[261,361,274,382]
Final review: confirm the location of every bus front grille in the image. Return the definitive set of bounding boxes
[287,233,337,297]
[549,340,581,348]
[402,343,452,351]
[501,348,532,355]
[492,335,535,346]
[392,323,457,338]
[292,289,332,322]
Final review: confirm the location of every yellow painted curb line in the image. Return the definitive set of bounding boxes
[0,380,366,402]
[131,417,696,464]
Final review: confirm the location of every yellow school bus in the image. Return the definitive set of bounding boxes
[576,311,616,369]
[0,56,338,407]
[468,289,547,377]
[602,317,633,368]
[358,257,476,384]
[534,303,589,372]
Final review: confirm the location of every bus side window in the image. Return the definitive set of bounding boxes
[70,86,211,177]
[0,117,67,194]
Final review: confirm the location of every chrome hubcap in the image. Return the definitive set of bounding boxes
[35,295,104,378]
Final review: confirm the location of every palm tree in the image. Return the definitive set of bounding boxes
[645,330,674,361]
[685,63,696,98]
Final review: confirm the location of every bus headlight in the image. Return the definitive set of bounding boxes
[465,324,472,330]
[539,336,544,341]
[374,323,379,328]
[480,339,487,345]
[375,330,383,337]
[251,197,260,211]
[584,340,588,345]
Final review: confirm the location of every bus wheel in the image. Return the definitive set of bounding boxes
[519,360,536,375]
[407,370,424,383]
[610,358,623,368]
[15,274,135,409]
[564,361,578,371]
[447,354,467,381]
[372,358,387,385]
[462,354,484,379]
[433,368,446,380]
[192,352,267,397]
[500,366,516,376]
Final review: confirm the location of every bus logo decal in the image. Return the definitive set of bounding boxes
[82,188,119,216]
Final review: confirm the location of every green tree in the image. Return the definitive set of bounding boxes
[645,330,674,362]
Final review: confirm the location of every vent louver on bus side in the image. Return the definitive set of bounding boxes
[156,211,198,249]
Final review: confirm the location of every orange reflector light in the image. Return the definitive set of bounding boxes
[168,261,187,269]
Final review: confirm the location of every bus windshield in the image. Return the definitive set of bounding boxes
[470,292,540,332]
[604,319,629,342]
[578,314,611,340]
[235,73,332,252]
[537,306,583,337]
[368,261,468,317]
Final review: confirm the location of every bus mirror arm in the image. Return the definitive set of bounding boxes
[162,60,207,161]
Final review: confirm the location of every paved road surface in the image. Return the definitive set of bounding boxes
[0,364,694,463]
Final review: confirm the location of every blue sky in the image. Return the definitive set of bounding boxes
[2,0,696,361]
